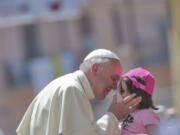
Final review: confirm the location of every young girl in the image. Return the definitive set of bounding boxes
[119,67,160,135]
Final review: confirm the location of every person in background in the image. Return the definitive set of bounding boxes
[16,49,141,135]
[156,107,180,135]
[119,67,160,135]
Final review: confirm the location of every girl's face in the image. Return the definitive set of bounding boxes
[119,80,130,99]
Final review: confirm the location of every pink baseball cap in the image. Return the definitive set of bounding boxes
[123,67,155,95]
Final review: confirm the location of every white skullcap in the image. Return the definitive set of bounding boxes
[84,49,120,61]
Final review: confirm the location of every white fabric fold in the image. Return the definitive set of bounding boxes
[16,70,120,135]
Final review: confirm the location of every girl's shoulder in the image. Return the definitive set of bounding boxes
[133,108,160,125]
[132,108,159,119]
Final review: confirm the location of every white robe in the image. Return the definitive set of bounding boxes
[16,70,120,135]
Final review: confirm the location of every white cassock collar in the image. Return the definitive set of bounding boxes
[75,70,95,100]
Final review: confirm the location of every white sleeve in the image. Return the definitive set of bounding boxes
[96,112,120,135]
[58,86,120,135]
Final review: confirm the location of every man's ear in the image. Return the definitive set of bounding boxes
[91,63,99,74]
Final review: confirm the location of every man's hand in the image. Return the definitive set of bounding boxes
[108,94,142,121]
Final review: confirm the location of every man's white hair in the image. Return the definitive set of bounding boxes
[79,49,120,72]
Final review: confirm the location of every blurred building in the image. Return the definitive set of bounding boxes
[0,0,170,92]
[0,0,171,135]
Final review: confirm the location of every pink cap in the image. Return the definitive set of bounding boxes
[123,67,155,95]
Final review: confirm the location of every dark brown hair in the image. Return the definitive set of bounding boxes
[121,76,158,110]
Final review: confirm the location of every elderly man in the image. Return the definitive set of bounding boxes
[16,49,141,135]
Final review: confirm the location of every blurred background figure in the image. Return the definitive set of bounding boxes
[165,107,177,119]
[155,107,180,135]
[0,0,180,135]
[0,129,5,135]
[28,56,54,93]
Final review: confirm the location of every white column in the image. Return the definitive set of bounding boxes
[0,29,6,92]
[37,21,62,56]
[90,5,117,50]
[169,0,180,115]
[66,19,82,52]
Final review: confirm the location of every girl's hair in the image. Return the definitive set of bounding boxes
[121,76,158,110]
